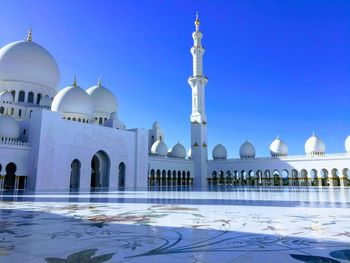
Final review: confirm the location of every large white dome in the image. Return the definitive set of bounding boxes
[212,143,227,160]
[346,136,350,153]
[151,140,168,156]
[86,80,117,115]
[239,140,256,158]
[51,83,93,118]
[270,136,288,157]
[0,115,20,140]
[0,40,60,90]
[305,133,325,155]
[168,142,186,158]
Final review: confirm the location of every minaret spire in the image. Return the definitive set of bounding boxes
[27,27,32,42]
[188,13,208,187]
[195,11,200,31]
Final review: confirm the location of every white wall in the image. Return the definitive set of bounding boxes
[27,110,148,190]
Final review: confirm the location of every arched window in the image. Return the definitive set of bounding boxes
[4,162,17,189]
[0,107,4,114]
[28,92,34,103]
[70,159,81,189]
[18,109,22,117]
[11,90,15,101]
[36,93,42,104]
[118,162,126,188]
[18,91,25,102]
[11,108,14,115]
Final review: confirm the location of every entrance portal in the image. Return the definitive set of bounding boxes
[90,151,110,188]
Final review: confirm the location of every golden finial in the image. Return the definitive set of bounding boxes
[73,76,77,86]
[98,75,102,87]
[27,27,32,42]
[195,11,200,31]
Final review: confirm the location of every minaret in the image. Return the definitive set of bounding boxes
[188,13,208,187]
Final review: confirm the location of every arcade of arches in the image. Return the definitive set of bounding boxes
[209,168,350,187]
[68,152,127,189]
[148,169,193,187]
[0,162,27,189]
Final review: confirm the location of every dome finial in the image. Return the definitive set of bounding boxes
[276,135,279,140]
[98,75,102,87]
[27,26,32,42]
[195,11,200,31]
[73,76,77,86]
[312,131,315,137]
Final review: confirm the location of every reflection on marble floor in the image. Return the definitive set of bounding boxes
[1,189,350,262]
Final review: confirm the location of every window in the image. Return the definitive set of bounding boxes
[28,92,34,103]
[18,109,22,117]
[36,94,42,104]
[18,91,25,102]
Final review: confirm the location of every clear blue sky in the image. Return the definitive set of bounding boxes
[1,0,350,157]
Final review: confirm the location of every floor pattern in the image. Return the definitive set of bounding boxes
[1,189,350,262]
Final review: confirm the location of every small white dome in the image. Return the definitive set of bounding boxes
[51,83,93,118]
[0,40,60,90]
[153,121,160,129]
[187,148,192,159]
[305,133,325,155]
[39,95,52,108]
[270,136,288,157]
[86,80,117,115]
[240,140,256,158]
[151,140,168,156]
[168,142,186,158]
[346,136,350,153]
[212,143,227,160]
[0,90,14,103]
[0,115,20,139]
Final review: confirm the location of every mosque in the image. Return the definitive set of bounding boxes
[0,15,349,190]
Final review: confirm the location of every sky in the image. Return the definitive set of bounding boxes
[1,0,350,158]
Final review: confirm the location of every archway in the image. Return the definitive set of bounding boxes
[248,170,255,186]
[291,169,298,186]
[264,170,271,186]
[300,169,308,186]
[90,150,110,188]
[118,162,126,187]
[240,170,247,185]
[149,169,155,186]
[212,171,218,186]
[226,170,232,185]
[219,170,224,185]
[156,170,161,186]
[273,170,281,186]
[320,169,329,186]
[167,170,172,186]
[4,163,17,189]
[281,170,289,185]
[310,169,318,186]
[331,168,340,186]
[342,168,350,186]
[162,170,167,186]
[256,170,263,186]
[70,159,81,188]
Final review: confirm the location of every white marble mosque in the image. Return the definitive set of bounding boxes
[0,15,350,191]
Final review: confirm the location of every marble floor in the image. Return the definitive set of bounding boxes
[1,187,350,262]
